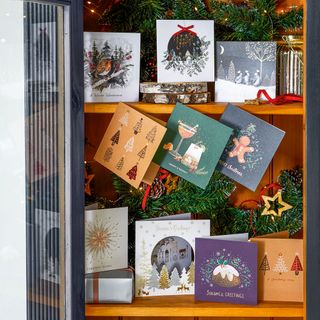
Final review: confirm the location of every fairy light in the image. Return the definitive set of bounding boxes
[194,6,198,12]
[264,10,267,13]
[91,9,95,13]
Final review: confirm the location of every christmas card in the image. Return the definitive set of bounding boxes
[215,41,277,102]
[85,207,128,274]
[251,238,303,302]
[195,238,258,305]
[156,20,215,83]
[94,103,167,188]
[135,219,210,297]
[217,104,285,191]
[154,102,232,189]
[84,32,140,102]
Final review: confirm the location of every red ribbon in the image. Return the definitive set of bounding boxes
[257,89,303,105]
[92,272,99,303]
[259,182,282,200]
[142,169,169,210]
[239,200,260,237]
[173,25,197,37]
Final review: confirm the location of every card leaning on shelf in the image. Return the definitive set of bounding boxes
[135,219,210,297]
[156,20,215,83]
[85,207,128,274]
[195,236,258,305]
[83,32,140,102]
[94,103,167,188]
[217,104,285,191]
[215,41,277,102]
[154,102,232,189]
[251,238,303,302]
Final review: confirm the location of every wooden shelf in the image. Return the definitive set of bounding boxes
[84,102,304,115]
[85,296,304,318]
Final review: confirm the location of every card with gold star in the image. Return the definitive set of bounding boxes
[217,104,286,191]
[85,207,128,274]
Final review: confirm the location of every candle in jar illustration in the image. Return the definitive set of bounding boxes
[181,143,205,172]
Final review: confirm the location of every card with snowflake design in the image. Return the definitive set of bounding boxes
[85,207,128,274]
[84,32,140,102]
[135,219,210,297]
[217,104,285,191]
[195,238,257,305]
[251,238,303,302]
[94,103,167,188]
[156,20,215,83]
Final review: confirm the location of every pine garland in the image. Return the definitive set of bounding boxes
[100,0,303,81]
[95,167,303,237]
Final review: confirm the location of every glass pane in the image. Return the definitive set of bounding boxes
[24,2,65,320]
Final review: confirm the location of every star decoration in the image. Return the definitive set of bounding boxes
[261,190,293,217]
[164,174,180,194]
[85,167,95,196]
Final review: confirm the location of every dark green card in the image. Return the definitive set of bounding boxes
[154,103,232,189]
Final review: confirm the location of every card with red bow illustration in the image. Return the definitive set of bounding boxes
[156,20,215,83]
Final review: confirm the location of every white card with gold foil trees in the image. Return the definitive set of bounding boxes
[135,220,210,297]
[85,207,128,274]
[94,103,167,188]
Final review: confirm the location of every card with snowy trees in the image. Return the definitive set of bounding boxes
[135,220,210,297]
[195,238,258,305]
[154,102,232,189]
[94,103,166,188]
[251,238,303,302]
[84,32,140,102]
[217,104,285,191]
[215,41,277,102]
[156,20,215,83]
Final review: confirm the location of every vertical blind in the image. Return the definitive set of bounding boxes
[25,2,65,320]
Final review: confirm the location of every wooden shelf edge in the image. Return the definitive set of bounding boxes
[84,102,304,115]
[85,297,304,318]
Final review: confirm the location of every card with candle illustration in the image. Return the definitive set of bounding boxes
[217,104,285,191]
[195,238,258,305]
[154,102,232,189]
[94,103,167,188]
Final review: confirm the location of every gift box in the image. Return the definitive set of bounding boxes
[85,269,134,303]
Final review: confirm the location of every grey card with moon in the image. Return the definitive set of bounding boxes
[215,41,277,102]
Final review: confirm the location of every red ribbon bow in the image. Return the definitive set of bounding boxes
[173,24,197,37]
[257,89,303,105]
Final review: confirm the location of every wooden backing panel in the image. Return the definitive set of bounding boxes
[272,116,303,180]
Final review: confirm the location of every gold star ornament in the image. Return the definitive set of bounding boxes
[261,190,293,217]
[85,168,95,196]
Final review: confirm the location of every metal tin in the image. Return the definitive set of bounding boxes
[277,35,304,96]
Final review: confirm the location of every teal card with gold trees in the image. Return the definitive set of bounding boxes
[154,103,232,189]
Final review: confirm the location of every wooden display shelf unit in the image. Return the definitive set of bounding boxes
[85,296,303,318]
[84,102,304,115]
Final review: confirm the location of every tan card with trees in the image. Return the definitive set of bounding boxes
[251,238,303,302]
[94,103,167,188]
